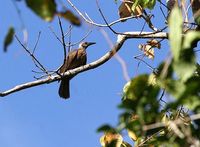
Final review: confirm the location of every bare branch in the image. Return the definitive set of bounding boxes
[0,34,126,97]
[58,17,67,61]
[66,0,137,27]
[1,31,167,97]
[65,29,93,47]
[32,31,41,54]
[95,0,119,34]
[124,31,168,39]
[142,113,200,132]
[49,26,63,44]
[15,35,49,74]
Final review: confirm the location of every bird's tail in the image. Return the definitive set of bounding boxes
[59,78,70,99]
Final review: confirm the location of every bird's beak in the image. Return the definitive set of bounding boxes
[88,42,96,46]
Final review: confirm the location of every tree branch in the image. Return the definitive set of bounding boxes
[0,31,167,97]
[66,0,137,27]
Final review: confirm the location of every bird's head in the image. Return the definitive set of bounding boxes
[79,42,96,49]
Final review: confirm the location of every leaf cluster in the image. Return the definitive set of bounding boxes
[99,4,200,147]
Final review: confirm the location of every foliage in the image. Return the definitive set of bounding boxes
[3,27,15,52]
[99,1,200,147]
[25,0,57,22]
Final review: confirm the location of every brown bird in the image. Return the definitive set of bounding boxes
[58,42,96,99]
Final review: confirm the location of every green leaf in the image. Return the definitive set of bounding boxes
[131,0,139,12]
[179,76,200,110]
[140,0,156,10]
[173,59,196,82]
[168,6,196,81]
[123,74,149,101]
[25,0,56,22]
[3,27,15,52]
[173,30,199,82]
[168,6,183,61]
[182,31,200,50]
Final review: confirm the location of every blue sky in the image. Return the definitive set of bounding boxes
[0,0,173,147]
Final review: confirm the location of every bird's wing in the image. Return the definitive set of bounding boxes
[60,48,87,73]
[66,49,79,69]
[59,49,78,73]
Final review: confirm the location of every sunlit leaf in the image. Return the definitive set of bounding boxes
[127,129,138,141]
[182,31,200,50]
[148,73,157,86]
[25,0,56,22]
[138,44,154,59]
[168,6,183,61]
[123,75,149,101]
[100,132,123,147]
[3,27,15,52]
[140,0,156,10]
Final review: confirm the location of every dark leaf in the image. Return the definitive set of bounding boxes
[118,2,133,21]
[118,1,143,22]
[25,0,56,22]
[196,63,200,76]
[97,124,116,133]
[57,10,81,26]
[3,27,15,52]
[191,0,200,25]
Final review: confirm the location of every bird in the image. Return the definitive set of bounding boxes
[58,42,96,99]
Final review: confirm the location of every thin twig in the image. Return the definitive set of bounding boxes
[159,89,167,104]
[64,25,73,37]
[143,113,200,132]
[67,25,72,53]
[137,129,164,147]
[65,29,93,47]
[49,26,63,44]
[58,17,67,61]
[32,31,41,54]
[134,56,156,72]
[66,0,136,27]
[95,0,119,34]
[15,35,49,75]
